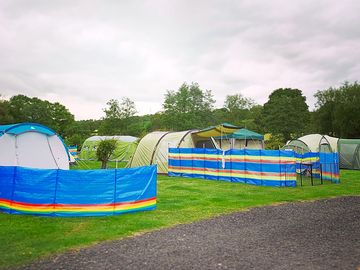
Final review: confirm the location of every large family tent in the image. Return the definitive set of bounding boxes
[127,130,217,173]
[214,128,264,150]
[283,134,360,170]
[0,123,69,169]
[283,134,339,153]
[79,135,138,162]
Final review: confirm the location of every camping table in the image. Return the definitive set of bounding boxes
[300,162,313,186]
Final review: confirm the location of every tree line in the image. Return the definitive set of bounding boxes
[1,81,359,149]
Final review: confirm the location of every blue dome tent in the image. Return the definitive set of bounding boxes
[0,123,69,169]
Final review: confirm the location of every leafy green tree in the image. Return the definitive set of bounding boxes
[8,95,74,137]
[119,97,137,119]
[163,82,215,130]
[212,108,228,125]
[103,99,121,119]
[224,94,254,111]
[100,97,137,135]
[262,88,309,141]
[100,99,121,135]
[0,95,14,124]
[48,102,75,137]
[65,119,101,149]
[264,134,286,150]
[96,139,117,169]
[148,112,166,131]
[314,81,360,138]
[245,105,264,132]
[223,94,255,126]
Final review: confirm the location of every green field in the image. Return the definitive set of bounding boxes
[70,160,128,170]
[0,169,359,269]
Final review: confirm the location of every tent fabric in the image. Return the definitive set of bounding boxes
[215,139,264,151]
[214,128,264,150]
[85,135,138,143]
[128,130,204,174]
[0,123,56,136]
[68,146,78,162]
[217,128,264,140]
[193,123,240,138]
[284,134,339,153]
[295,152,340,183]
[79,135,138,162]
[284,134,360,170]
[0,123,69,170]
[338,139,360,170]
[168,148,297,187]
[0,165,157,217]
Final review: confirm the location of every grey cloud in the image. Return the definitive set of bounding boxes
[0,0,359,119]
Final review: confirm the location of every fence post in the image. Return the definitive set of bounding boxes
[229,149,233,182]
[53,169,59,216]
[178,148,182,177]
[278,150,282,187]
[300,161,303,187]
[190,148,193,177]
[9,166,17,214]
[330,162,333,183]
[284,160,287,187]
[217,150,220,181]
[260,149,263,186]
[113,168,117,216]
[203,148,206,179]
[320,163,323,184]
[244,149,247,184]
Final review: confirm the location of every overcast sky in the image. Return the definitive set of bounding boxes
[0,0,359,120]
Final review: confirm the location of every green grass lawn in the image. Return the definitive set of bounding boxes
[70,160,127,170]
[1,170,359,269]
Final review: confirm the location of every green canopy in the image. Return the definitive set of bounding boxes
[217,128,264,140]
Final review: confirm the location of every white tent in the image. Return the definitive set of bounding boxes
[284,134,339,153]
[284,134,360,170]
[0,123,69,169]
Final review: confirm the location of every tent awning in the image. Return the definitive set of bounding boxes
[216,128,264,140]
[193,123,241,138]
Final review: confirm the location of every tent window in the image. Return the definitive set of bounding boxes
[195,140,215,149]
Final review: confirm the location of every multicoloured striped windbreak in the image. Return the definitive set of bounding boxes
[295,152,340,183]
[0,165,157,217]
[168,148,297,187]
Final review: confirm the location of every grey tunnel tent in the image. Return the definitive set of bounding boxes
[283,134,360,170]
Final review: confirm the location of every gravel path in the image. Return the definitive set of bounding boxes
[20,196,360,270]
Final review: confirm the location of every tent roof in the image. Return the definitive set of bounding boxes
[297,134,339,152]
[285,134,339,152]
[85,135,138,143]
[193,123,240,138]
[338,138,360,144]
[217,128,264,140]
[0,123,56,137]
